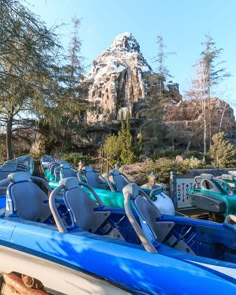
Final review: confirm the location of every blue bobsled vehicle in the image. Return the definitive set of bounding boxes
[0,167,234,293]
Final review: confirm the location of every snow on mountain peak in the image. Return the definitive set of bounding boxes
[109,32,140,53]
[86,32,155,122]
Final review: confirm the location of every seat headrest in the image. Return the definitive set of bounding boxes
[200,173,214,179]
[58,160,67,164]
[8,172,31,182]
[61,163,71,169]
[16,158,31,165]
[83,166,93,172]
[110,169,120,175]
[3,159,16,165]
[123,183,139,199]
[221,174,233,180]
[1,163,17,172]
[59,177,78,190]
[41,155,52,160]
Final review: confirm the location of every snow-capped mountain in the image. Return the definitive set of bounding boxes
[86,32,154,122]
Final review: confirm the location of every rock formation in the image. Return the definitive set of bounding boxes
[162,97,236,149]
[82,32,236,155]
[86,32,180,122]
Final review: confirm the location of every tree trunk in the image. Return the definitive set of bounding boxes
[207,85,212,147]
[185,139,191,153]
[6,116,13,160]
[219,101,227,131]
[203,98,207,163]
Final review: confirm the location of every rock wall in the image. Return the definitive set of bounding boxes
[87,32,158,122]
[163,97,235,132]
[162,97,236,149]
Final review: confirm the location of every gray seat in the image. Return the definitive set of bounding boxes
[0,161,18,181]
[49,177,111,233]
[55,163,77,181]
[41,155,53,169]
[6,172,51,222]
[123,183,174,253]
[107,169,130,192]
[49,162,60,176]
[78,166,109,189]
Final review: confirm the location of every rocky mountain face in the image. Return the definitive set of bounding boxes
[25,32,236,158]
[83,32,236,155]
[163,98,235,125]
[162,98,236,150]
[86,32,180,122]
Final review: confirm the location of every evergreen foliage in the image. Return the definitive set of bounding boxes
[153,35,175,82]
[1,2,235,166]
[181,157,204,169]
[119,117,136,164]
[209,132,236,167]
[103,117,137,165]
[61,153,88,166]
[201,34,231,92]
[185,34,231,162]
[103,134,121,162]
[0,0,61,159]
[42,17,88,153]
[142,158,178,184]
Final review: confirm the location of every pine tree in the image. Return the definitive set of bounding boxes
[153,35,175,95]
[201,34,231,149]
[201,34,230,95]
[103,134,121,162]
[119,116,136,164]
[103,116,137,165]
[186,34,231,162]
[54,18,87,152]
[209,132,236,168]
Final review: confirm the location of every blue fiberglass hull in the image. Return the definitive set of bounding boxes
[0,215,236,294]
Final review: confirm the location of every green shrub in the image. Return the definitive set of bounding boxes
[103,134,121,161]
[0,143,6,164]
[182,157,204,169]
[183,151,203,160]
[142,158,179,184]
[153,149,184,160]
[209,132,236,168]
[103,118,137,165]
[141,155,207,185]
[61,153,89,166]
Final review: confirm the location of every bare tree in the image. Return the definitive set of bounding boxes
[201,34,231,146]
[186,34,231,162]
[153,35,175,95]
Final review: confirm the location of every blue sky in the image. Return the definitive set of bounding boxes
[26,0,236,113]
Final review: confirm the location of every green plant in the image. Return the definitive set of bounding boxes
[0,143,7,164]
[142,158,179,184]
[61,153,88,166]
[103,117,137,165]
[119,118,136,164]
[103,134,121,161]
[182,157,204,169]
[183,150,203,160]
[209,132,236,168]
